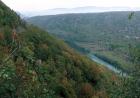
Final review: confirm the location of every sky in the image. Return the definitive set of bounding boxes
[2,0,140,12]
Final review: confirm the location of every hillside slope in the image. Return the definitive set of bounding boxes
[0,1,117,98]
[27,12,140,71]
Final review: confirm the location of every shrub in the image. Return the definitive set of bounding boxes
[80,83,94,98]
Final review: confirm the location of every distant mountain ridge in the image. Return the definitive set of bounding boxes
[22,6,140,17]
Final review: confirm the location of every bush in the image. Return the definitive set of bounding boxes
[79,83,94,98]
[20,46,34,61]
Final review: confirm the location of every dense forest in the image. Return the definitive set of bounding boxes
[1,0,140,98]
[0,1,122,98]
[27,12,140,71]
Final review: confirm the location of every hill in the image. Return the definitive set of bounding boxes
[27,12,140,71]
[0,1,117,98]
[21,6,140,17]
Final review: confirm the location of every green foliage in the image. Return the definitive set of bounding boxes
[107,45,140,98]
[128,12,135,20]
[65,40,90,54]
[129,45,140,64]
[0,1,22,28]
[122,45,140,98]
[20,46,34,60]
[0,60,16,98]
[27,12,140,71]
[0,1,121,98]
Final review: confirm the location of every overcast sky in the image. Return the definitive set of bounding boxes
[2,0,140,12]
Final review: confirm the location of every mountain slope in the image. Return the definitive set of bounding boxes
[27,12,140,71]
[0,1,116,98]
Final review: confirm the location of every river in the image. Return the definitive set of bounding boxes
[89,54,127,76]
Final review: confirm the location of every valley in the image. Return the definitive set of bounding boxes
[0,1,120,98]
[1,0,140,97]
[89,54,126,75]
[27,12,140,72]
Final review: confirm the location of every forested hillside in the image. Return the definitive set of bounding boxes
[0,1,120,98]
[27,12,140,71]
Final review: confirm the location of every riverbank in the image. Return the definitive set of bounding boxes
[88,54,127,76]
